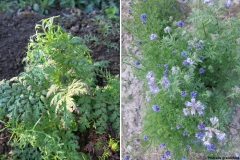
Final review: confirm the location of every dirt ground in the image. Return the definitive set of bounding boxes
[121,0,240,159]
[0,5,119,159]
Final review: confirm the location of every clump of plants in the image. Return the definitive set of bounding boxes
[124,0,240,159]
[0,0,119,14]
[0,16,119,159]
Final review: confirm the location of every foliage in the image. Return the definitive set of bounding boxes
[0,0,120,14]
[125,0,239,159]
[0,16,119,159]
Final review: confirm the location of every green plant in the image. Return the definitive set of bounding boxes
[0,16,119,159]
[124,0,240,159]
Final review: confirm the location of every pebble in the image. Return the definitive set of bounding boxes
[70,25,79,33]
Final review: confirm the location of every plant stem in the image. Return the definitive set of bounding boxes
[202,21,207,38]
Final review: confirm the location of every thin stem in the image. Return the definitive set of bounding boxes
[202,21,207,38]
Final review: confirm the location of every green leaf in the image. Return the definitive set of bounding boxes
[33,3,39,11]
[70,37,83,44]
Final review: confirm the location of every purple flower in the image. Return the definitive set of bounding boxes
[149,85,160,94]
[200,56,204,61]
[184,98,205,115]
[140,13,147,20]
[142,21,146,25]
[160,143,166,148]
[124,156,130,160]
[190,91,197,98]
[177,124,181,129]
[196,43,202,50]
[198,122,205,130]
[181,91,187,97]
[183,60,189,66]
[128,2,132,6]
[143,136,148,141]
[163,70,168,75]
[150,34,157,40]
[183,131,188,136]
[215,132,226,141]
[165,150,171,157]
[182,157,188,160]
[176,20,184,27]
[199,68,205,74]
[135,60,140,66]
[164,64,168,68]
[160,155,166,160]
[187,46,192,50]
[196,132,203,139]
[172,50,177,54]
[186,145,190,150]
[181,51,187,57]
[161,76,170,88]
[152,105,160,112]
[137,41,142,45]
[207,143,215,151]
[225,0,231,8]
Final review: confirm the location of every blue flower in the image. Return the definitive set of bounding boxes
[160,143,166,148]
[142,21,146,25]
[137,41,142,45]
[165,150,171,157]
[225,0,231,8]
[172,50,177,54]
[207,143,215,151]
[135,60,140,66]
[199,68,205,74]
[181,91,187,97]
[140,13,147,20]
[181,51,187,57]
[128,2,132,6]
[152,105,160,112]
[200,56,204,61]
[190,91,197,98]
[177,124,181,129]
[164,64,168,68]
[186,145,190,150]
[183,131,188,136]
[196,132,203,139]
[150,34,157,40]
[163,70,168,75]
[143,136,148,141]
[183,60,189,66]
[161,76,170,88]
[187,46,192,50]
[196,43,202,50]
[182,157,188,160]
[160,155,166,160]
[198,122,205,130]
[124,156,130,160]
[176,20,184,27]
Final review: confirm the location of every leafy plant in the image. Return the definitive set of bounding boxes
[0,16,119,159]
[124,0,240,159]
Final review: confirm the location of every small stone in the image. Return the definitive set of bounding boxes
[230,128,238,135]
[70,25,79,33]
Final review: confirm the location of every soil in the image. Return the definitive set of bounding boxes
[0,5,119,159]
[121,0,240,160]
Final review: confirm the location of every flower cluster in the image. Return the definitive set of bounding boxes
[196,117,226,151]
[160,143,171,160]
[146,71,160,94]
[187,37,204,51]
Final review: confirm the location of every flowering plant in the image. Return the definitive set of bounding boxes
[124,0,240,159]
